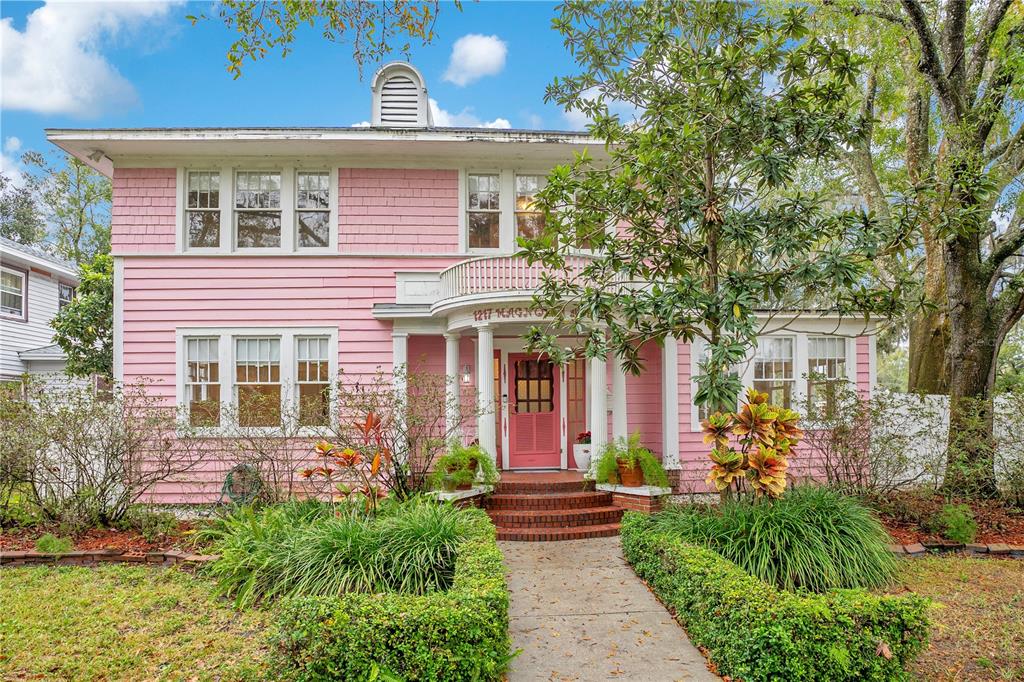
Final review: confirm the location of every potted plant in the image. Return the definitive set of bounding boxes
[573,431,592,472]
[594,433,670,488]
[429,441,499,491]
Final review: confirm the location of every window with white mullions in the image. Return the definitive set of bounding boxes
[185,338,220,427]
[808,337,848,413]
[0,268,25,318]
[753,337,795,409]
[467,173,500,249]
[296,336,330,426]
[58,282,76,309]
[186,171,220,248]
[514,174,546,241]
[235,337,282,426]
[296,171,331,249]
[694,339,740,421]
[235,171,282,248]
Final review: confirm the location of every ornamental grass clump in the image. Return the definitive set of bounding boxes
[199,498,485,607]
[651,486,899,593]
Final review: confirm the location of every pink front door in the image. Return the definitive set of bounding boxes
[508,354,561,468]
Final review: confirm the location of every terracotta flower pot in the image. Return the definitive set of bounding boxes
[617,459,644,487]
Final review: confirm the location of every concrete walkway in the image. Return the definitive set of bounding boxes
[501,536,718,682]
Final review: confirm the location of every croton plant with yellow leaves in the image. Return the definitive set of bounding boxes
[702,388,804,499]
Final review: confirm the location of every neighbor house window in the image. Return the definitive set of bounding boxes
[186,171,221,248]
[467,173,500,249]
[235,337,282,426]
[808,337,848,413]
[235,171,282,248]
[296,171,331,249]
[185,337,220,427]
[753,337,794,409]
[514,174,546,241]
[58,282,76,309]
[0,267,25,319]
[296,336,330,426]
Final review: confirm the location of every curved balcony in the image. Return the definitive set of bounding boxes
[434,254,596,314]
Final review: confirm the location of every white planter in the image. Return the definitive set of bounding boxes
[573,443,592,472]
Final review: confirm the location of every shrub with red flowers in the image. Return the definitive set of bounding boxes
[302,412,390,515]
[575,431,592,445]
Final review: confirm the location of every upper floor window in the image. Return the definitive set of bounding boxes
[58,283,76,309]
[0,267,25,319]
[515,175,546,241]
[187,171,221,248]
[753,337,794,409]
[235,171,282,248]
[296,172,331,249]
[467,173,500,249]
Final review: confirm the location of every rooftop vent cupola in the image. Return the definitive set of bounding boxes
[370,62,434,127]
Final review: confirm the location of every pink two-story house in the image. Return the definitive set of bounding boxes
[46,63,876,505]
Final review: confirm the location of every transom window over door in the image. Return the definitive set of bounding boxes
[235,338,281,426]
[185,338,220,427]
[515,175,546,240]
[513,359,554,414]
[186,171,220,248]
[296,171,331,248]
[1,268,25,318]
[467,173,500,249]
[235,171,282,248]
[753,337,794,409]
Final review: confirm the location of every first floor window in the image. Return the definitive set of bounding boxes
[753,337,794,409]
[185,338,220,426]
[808,337,848,413]
[235,337,282,426]
[296,336,330,426]
[514,174,546,240]
[187,171,221,248]
[235,171,282,248]
[467,173,500,249]
[1,267,25,318]
[694,339,740,421]
[58,282,76,309]
[296,171,331,248]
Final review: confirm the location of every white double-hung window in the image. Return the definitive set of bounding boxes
[467,173,501,249]
[235,337,282,427]
[808,337,849,412]
[514,174,546,241]
[185,338,220,427]
[235,171,282,248]
[296,336,330,426]
[753,337,795,409]
[296,171,331,249]
[186,171,221,248]
[0,267,26,319]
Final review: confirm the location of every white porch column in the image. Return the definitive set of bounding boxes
[392,330,409,399]
[475,323,497,462]
[444,333,461,436]
[589,354,608,458]
[661,335,681,470]
[610,354,628,441]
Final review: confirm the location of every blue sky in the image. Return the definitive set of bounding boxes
[1,1,583,174]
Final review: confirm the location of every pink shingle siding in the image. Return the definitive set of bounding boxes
[111,168,176,254]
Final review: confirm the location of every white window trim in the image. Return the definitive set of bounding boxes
[177,165,338,255]
[688,333,858,432]
[0,265,27,321]
[175,326,339,435]
[295,169,337,252]
[459,168,552,255]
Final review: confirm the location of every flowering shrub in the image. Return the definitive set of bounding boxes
[303,412,389,515]
[575,431,592,445]
[702,388,803,499]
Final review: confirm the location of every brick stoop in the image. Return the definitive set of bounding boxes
[486,479,621,541]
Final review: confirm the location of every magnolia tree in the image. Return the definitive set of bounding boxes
[521,0,908,417]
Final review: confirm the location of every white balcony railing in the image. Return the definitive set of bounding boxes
[437,254,596,302]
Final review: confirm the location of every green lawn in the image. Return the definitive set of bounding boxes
[0,564,271,681]
[885,557,1024,681]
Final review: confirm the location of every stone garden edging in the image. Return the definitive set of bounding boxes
[888,542,1024,557]
[0,548,219,568]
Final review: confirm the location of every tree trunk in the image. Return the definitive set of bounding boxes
[908,225,950,393]
[942,240,999,498]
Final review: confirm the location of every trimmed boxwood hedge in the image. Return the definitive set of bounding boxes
[621,512,930,681]
[269,515,510,681]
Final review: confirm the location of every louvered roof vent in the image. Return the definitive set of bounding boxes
[370,62,433,127]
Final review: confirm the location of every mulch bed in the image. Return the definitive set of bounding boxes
[0,523,197,556]
[872,492,1024,545]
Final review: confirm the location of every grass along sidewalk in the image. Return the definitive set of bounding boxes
[0,564,270,681]
[883,557,1024,681]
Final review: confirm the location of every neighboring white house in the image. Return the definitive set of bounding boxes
[0,236,79,385]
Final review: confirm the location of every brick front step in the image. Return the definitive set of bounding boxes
[485,491,613,511]
[495,479,594,495]
[496,523,622,542]
[487,505,624,529]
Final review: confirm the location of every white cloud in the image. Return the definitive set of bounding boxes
[1,1,180,117]
[429,98,510,129]
[442,34,508,87]
[561,86,643,131]
[4,137,22,154]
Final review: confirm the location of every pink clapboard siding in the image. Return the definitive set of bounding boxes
[339,168,459,253]
[111,168,177,254]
